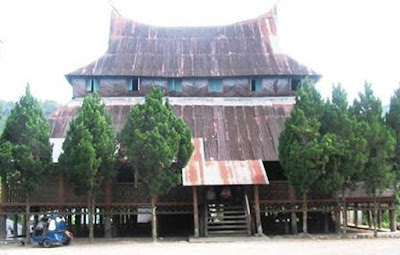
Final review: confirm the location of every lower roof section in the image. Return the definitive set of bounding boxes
[182,138,269,186]
[49,97,293,161]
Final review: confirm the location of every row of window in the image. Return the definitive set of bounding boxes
[86,78,302,93]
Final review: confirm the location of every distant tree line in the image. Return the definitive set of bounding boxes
[279,81,400,237]
[0,99,61,132]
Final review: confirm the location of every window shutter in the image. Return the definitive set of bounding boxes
[86,79,92,92]
[210,80,222,92]
[93,78,100,92]
[255,79,262,91]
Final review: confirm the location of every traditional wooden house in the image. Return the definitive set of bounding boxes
[0,6,396,239]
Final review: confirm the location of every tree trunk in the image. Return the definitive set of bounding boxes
[342,189,347,236]
[88,197,95,242]
[302,193,308,234]
[25,193,30,244]
[151,195,157,242]
[373,194,378,238]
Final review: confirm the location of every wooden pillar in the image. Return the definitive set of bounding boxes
[0,177,8,238]
[334,210,341,234]
[389,203,397,232]
[289,185,298,234]
[354,203,358,227]
[192,186,199,238]
[204,194,208,237]
[253,185,263,235]
[377,210,382,229]
[13,214,18,238]
[323,212,329,233]
[368,210,373,228]
[104,180,112,238]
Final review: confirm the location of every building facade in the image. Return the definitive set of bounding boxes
[0,6,396,239]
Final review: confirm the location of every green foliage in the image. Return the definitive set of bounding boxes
[318,85,367,195]
[279,81,328,195]
[352,83,395,196]
[120,86,193,196]
[0,86,52,194]
[386,86,400,182]
[59,93,115,197]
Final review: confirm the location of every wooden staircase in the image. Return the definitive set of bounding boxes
[205,203,251,236]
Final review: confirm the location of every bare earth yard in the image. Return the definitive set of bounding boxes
[0,238,399,255]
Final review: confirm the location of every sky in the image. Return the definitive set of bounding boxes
[0,0,400,105]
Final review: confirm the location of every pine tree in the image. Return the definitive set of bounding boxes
[59,93,115,242]
[119,87,193,241]
[279,82,330,234]
[385,86,400,226]
[352,83,395,237]
[0,85,53,242]
[319,85,367,235]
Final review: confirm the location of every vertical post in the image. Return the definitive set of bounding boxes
[151,195,157,242]
[244,190,252,236]
[192,186,199,238]
[368,210,373,228]
[334,210,341,234]
[389,203,397,232]
[0,176,8,239]
[104,180,112,238]
[289,185,298,234]
[204,194,208,237]
[254,185,263,235]
[323,211,329,233]
[13,214,18,238]
[354,203,358,227]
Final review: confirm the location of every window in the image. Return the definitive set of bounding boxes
[291,78,302,91]
[250,78,262,92]
[86,78,99,92]
[129,77,140,91]
[168,79,182,92]
[209,79,222,92]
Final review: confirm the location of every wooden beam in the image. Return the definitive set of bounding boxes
[192,186,199,238]
[0,177,8,238]
[253,185,263,235]
[389,203,397,232]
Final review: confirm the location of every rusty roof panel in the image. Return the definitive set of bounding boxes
[182,138,269,186]
[49,99,292,161]
[67,9,318,78]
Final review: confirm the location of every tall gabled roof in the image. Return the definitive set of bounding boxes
[67,7,318,78]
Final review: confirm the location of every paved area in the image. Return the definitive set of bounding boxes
[0,238,399,255]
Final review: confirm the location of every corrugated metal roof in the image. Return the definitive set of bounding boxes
[49,99,292,161]
[66,8,318,78]
[182,138,269,186]
[50,138,64,163]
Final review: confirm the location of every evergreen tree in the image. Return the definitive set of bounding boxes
[352,83,395,237]
[0,85,53,241]
[279,82,330,234]
[59,93,115,242]
[385,86,400,224]
[319,85,367,235]
[119,87,193,241]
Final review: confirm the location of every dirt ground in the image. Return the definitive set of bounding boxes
[0,238,399,255]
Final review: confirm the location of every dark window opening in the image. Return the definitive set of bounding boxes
[291,79,302,91]
[263,161,287,181]
[129,78,140,91]
[86,78,99,92]
[250,78,262,92]
[168,79,182,92]
[209,79,222,92]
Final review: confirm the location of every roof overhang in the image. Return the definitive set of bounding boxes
[182,138,269,186]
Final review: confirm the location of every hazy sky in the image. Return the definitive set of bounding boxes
[0,0,399,105]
